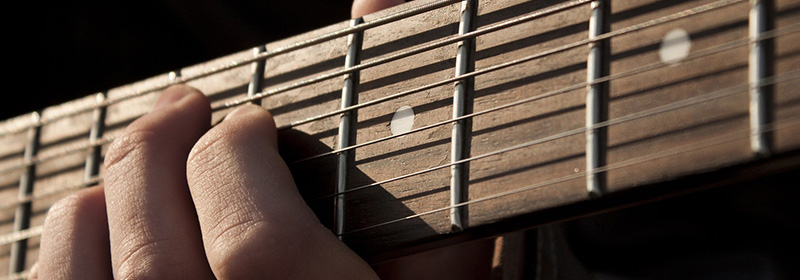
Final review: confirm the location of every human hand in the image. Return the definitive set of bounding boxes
[33,1,496,279]
[33,86,379,279]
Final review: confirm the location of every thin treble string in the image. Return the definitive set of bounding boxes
[0,225,42,247]
[0,0,770,240]
[339,112,800,236]
[0,0,463,138]
[0,0,593,172]
[0,69,798,249]
[0,137,114,176]
[291,23,800,164]
[268,0,747,130]
[0,19,795,214]
[0,177,103,211]
[0,0,741,176]
[220,0,594,109]
[310,69,800,202]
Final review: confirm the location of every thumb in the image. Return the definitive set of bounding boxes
[352,0,407,18]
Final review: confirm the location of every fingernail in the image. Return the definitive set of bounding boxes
[225,104,260,121]
[152,88,190,111]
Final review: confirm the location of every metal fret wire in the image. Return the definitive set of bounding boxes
[749,0,771,155]
[0,23,779,212]
[0,177,104,210]
[0,0,784,247]
[275,0,745,130]
[0,137,114,176]
[9,114,41,274]
[0,1,789,278]
[340,104,800,236]
[293,22,799,165]
[0,0,591,173]
[0,15,795,214]
[223,0,593,109]
[0,0,463,138]
[0,0,742,174]
[3,70,797,248]
[248,45,268,105]
[449,0,477,232]
[586,0,608,198]
[335,18,365,238]
[83,93,107,184]
[311,68,800,202]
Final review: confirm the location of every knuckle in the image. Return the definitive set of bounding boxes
[114,237,190,280]
[186,127,237,179]
[206,221,311,278]
[45,189,97,227]
[104,129,159,171]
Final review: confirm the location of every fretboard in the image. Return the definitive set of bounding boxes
[1,0,800,277]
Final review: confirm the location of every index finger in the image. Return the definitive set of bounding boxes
[186,105,378,279]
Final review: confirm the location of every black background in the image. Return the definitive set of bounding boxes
[3,0,353,120]
[4,1,798,277]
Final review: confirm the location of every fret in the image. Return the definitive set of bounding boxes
[1,0,799,275]
[270,0,591,130]
[585,0,609,198]
[335,18,365,238]
[83,93,106,185]
[450,0,477,232]
[749,0,774,155]
[248,46,268,105]
[605,0,753,193]
[341,71,800,236]
[8,113,40,275]
[0,1,466,140]
[264,17,353,232]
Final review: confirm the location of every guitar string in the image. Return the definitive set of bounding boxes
[0,0,464,137]
[291,23,800,164]
[339,114,800,236]
[0,137,114,176]
[0,0,780,241]
[220,0,742,116]
[0,18,795,212]
[221,0,595,109]
[310,69,800,201]
[0,0,745,175]
[0,0,738,138]
[0,0,789,276]
[1,69,797,245]
[0,0,589,172]
[0,177,103,210]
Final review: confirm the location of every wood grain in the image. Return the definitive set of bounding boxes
[1,0,799,275]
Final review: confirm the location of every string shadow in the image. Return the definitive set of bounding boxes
[277,129,438,261]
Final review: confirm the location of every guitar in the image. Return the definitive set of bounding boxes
[1,0,799,278]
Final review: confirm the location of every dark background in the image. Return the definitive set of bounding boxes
[4,1,798,278]
[3,0,353,120]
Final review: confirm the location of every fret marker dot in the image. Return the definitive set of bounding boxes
[659,28,691,64]
[391,106,414,136]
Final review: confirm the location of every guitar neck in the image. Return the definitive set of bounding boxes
[2,0,800,275]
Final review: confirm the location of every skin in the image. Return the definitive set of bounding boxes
[34,1,494,279]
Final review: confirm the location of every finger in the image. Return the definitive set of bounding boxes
[352,0,406,18]
[28,263,38,280]
[187,104,378,279]
[39,186,111,279]
[103,85,214,279]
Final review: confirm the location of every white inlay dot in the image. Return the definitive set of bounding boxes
[659,28,691,64]
[390,106,415,136]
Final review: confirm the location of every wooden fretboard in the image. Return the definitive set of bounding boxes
[2,0,800,277]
